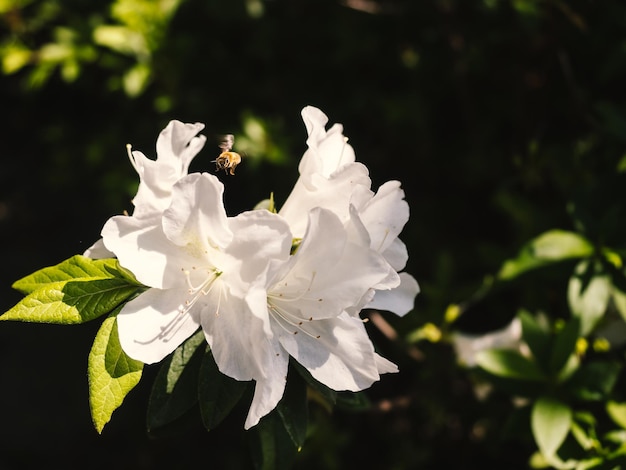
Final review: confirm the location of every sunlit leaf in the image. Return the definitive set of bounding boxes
[88,312,143,433]
[475,349,546,381]
[498,230,593,281]
[531,396,572,459]
[568,260,611,335]
[606,401,626,429]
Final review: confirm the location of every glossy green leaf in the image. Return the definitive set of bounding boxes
[277,370,308,449]
[498,230,593,281]
[198,349,249,431]
[475,349,546,381]
[3,255,141,324]
[147,330,205,433]
[248,409,299,470]
[568,260,611,335]
[1,279,141,324]
[531,396,572,459]
[12,255,139,294]
[88,313,143,434]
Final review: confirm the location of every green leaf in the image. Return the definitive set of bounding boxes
[88,312,143,434]
[549,318,580,376]
[12,255,138,295]
[531,396,572,459]
[568,361,621,401]
[335,391,371,411]
[277,370,308,449]
[519,309,551,364]
[198,349,249,431]
[2,255,142,324]
[606,401,626,429]
[475,349,546,381]
[568,260,611,335]
[147,330,205,433]
[248,410,299,470]
[1,278,141,324]
[498,230,593,281]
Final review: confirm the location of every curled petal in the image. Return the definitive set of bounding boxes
[367,272,420,317]
[83,238,115,259]
[244,353,289,429]
[130,120,206,218]
[116,287,202,364]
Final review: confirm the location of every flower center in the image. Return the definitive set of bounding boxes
[267,271,322,340]
[178,266,223,316]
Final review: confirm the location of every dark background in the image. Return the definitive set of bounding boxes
[2,0,626,468]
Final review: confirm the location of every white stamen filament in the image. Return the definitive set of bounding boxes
[268,301,320,340]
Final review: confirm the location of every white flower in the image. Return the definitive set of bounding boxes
[452,317,524,368]
[279,106,419,316]
[103,172,398,429]
[84,120,206,258]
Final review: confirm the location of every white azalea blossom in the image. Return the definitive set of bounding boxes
[279,106,419,316]
[102,171,399,429]
[84,120,206,258]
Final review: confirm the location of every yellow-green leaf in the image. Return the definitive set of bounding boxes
[88,313,143,434]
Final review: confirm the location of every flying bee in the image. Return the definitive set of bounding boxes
[213,134,242,175]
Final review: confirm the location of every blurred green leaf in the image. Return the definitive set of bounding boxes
[549,317,580,377]
[88,312,143,433]
[606,401,626,430]
[498,230,593,281]
[568,260,611,336]
[531,396,572,459]
[519,309,551,364]
[568,361,621,401]
[248,409,299,470]
[475,349,546,381]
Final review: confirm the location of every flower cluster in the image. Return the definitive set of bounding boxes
[86,106,419,429]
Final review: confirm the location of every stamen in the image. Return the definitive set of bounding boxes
[268,271,317,303]
[267,301,322,341]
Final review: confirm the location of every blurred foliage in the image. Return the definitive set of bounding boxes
[2,0,626,468]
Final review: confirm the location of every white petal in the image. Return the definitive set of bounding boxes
[382,238,409,272]
[162,173,232,252]
[83,238,115,259]
[356,180,409,254]
[116,288,201,364]
[299,106,356,178]
[367,272,420,317]
[226,210,292,288]
[270,208,392,321]
[276,312,390,391]
[101,215,171,288]
[244,354,289,429]
[374,353,399,374]
[129,121,206,218]
[200,286,276,383]
[279,162,371,238]
[155,120,206,173]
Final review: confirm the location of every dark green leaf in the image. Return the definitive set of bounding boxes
[335,391,371,411]
[549,317,580,376]
[568,361,621,401]
[519,310,551,365]
[198,349,249,431]
[277,369,308,449]
[248,409,299,470]
[147,330,205,433]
